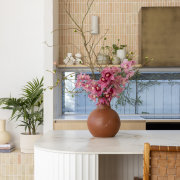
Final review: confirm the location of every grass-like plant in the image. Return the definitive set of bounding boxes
[0,78,43,135]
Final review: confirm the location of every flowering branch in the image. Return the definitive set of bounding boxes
[76,60,136,105]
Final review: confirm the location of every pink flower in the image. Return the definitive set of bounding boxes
[75,62,136,105]
[126,71,135,78]
[121,59,136,72]
[101,67,115,81]
[77,73,91,80]
[111,66,121,74]
[88,94,96,102]
[101,77,107,83]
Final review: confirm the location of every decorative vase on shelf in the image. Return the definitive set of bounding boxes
[0,120,11,144]
[63,53,76,65]
[112,56,121,65]
[97,54,110,65]
[117,48,126,61]
[87,104,120,137]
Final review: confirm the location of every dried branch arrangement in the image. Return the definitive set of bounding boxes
[63,0,110,75]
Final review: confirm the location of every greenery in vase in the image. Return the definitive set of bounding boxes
[115,71,160,114]
[100,39,134,63]
[112,39,127,55]
[0,78,43,135]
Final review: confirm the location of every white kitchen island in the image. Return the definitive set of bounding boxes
[34,130,180,180]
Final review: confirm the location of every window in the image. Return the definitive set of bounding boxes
[61,71,180,119]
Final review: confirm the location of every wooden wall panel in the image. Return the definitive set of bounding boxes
[141,7,180,67]
[53,120,146,130]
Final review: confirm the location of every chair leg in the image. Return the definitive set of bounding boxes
[134,177,143,180]
[144,143,150,180]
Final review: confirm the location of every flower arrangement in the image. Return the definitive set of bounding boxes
[76,59,136,106]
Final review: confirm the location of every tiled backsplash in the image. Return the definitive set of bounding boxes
[59,0,180,64]
[0,150,33,180]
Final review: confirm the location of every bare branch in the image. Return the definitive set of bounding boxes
[87,0,91,7]
[89,37,96,54]
[52,27,80,33]
[86,34,93,46]
[44,41,58,47]
[82,0,95,29]
[92,29,109,52]
[64,2,81,31]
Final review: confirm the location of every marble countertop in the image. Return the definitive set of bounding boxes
[35,130,180,154]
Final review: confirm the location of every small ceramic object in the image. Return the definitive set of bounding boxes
[112,56,121,65]
[0,120,11,144]
[63,53,76,65]
[20,133,42,153]
[97,54,110,65]
[75,53,83,65]
[117,49,126,61]
[87,104,120,137]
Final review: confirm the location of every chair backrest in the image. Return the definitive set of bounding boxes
[143,143,180,180]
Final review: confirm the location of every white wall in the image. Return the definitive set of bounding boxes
[0,0,44,147]
[43,0,59,133]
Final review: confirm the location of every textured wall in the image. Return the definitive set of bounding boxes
[0,150,33,180]
[59,0,180,64]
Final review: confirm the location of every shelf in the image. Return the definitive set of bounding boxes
[57,64,142,68]
[56,64,180,72]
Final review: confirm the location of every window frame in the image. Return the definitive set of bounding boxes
[57,67,180,120]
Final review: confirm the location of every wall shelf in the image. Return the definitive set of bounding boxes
[56,64,180,72]
[57,64,142,68]
[56,64,142,72]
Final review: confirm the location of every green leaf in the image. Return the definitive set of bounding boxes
[0,77,44,134]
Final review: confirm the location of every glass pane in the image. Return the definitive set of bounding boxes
[62,72,180,118]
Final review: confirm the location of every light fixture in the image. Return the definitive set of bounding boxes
[91,15,99,34]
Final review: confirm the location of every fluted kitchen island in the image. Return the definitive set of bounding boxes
[34,130,180,180]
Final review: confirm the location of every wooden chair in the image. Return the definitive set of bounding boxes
[143,143,180,180]
[134,177,143,180]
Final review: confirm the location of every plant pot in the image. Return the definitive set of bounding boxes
[87,104,120,137]
[117,49,126,60]
[97,54,110,65]
[0,120,11,144]
[20,133,42,153]
[112,56,121,65]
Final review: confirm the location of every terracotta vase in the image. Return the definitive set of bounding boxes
[87,104,120,137]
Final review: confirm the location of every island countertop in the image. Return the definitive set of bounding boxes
[35,130,180,154]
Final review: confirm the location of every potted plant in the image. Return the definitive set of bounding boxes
[112,39,127,61]
[0,77,43,153]
[76,62,136,137]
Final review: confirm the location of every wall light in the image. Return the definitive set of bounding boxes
[91,15,99,34]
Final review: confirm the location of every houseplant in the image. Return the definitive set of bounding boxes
[0,77,43,153]
[76,60,136,137]
[112,40,127,61]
